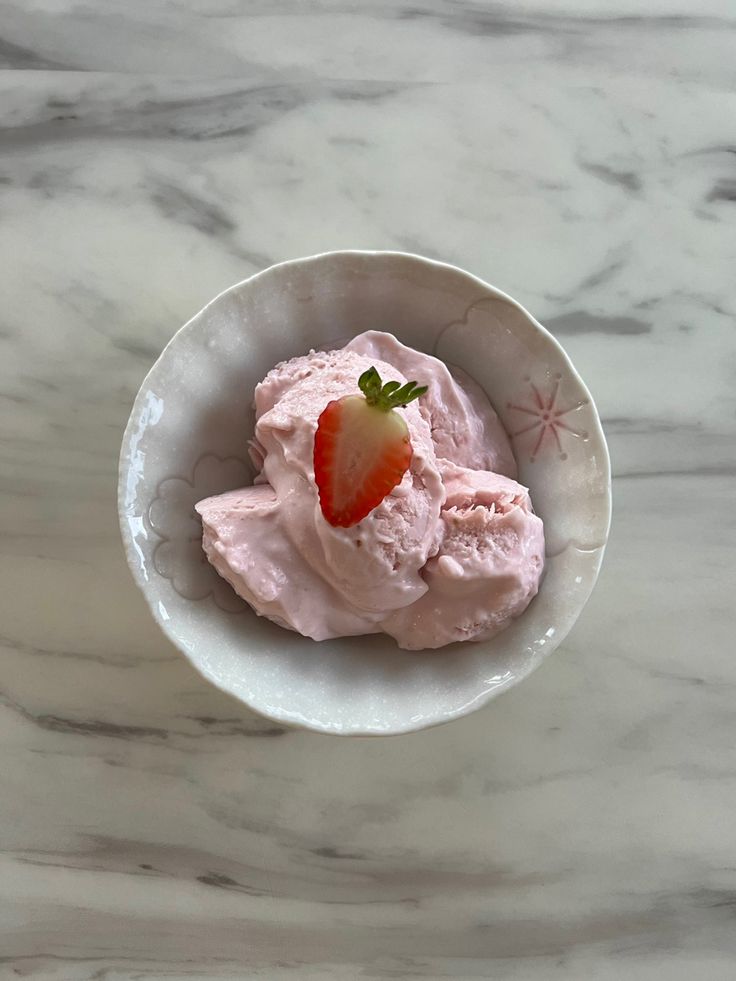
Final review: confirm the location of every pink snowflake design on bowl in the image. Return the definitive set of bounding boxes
[507,375,589,462]
[147,454,251,613]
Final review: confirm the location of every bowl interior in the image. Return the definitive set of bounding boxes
[119,252,610,735]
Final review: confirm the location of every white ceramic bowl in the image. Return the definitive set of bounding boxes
[119,252,611,735]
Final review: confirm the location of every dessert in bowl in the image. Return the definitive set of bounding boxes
[118,252,611,735]
[196,331,545,651]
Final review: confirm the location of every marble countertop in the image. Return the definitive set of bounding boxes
[2,1,735,978]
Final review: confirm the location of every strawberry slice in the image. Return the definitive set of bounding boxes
[314,367,428,528]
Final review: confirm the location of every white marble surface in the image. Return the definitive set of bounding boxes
[1,1,735,977]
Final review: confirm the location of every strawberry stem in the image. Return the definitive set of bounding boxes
[358,366,427,412]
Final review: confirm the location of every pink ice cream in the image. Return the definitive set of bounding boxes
[344,332,518,478]
[381,462,544,650]
[195,331,545,650]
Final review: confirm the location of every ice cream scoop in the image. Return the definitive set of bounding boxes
[197,484,381,640]
[381,462,545,650]
[345,331,517,477]
[254,346,444,617]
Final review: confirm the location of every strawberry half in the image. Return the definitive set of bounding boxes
[313,367,428,528]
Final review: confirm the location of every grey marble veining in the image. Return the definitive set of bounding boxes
[1,1,735,978]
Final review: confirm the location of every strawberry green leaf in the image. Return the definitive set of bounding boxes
[358,366,427,411]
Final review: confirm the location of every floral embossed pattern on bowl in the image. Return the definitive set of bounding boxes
[118,251,611,736]
[148,455,250,613]
[507,376,589,463]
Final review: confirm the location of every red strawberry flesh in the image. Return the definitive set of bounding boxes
[314,396,412,527]
[313,368,427,528]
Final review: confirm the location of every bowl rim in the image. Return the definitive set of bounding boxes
[118,250,612,735]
